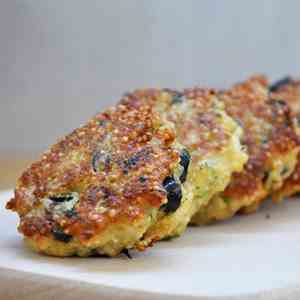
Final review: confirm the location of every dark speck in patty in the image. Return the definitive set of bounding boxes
[52,228,73,243]
[49,195,74,203]
[269,77,292,92]
[161,176,182,213]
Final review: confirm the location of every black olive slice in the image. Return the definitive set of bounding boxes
[48,195,74,203]
[269,77,292,92]
[52,228,72,243]
[171,93,184,104]
[161,176,182,214]
[121,249,132,259]
[179,149,191,183]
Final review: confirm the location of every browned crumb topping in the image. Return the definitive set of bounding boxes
[271,79,300,116]
[220,75,299,199]
[125,88,232,160]
[271,79,300,197]
[7,95,180,241]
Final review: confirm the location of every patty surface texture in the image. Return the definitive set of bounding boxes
[191,76,300,224]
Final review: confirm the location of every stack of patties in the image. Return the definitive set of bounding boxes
[269,77,300,199]
[9,75,299,258]
[6,88,247,257]
[191,76,300,224]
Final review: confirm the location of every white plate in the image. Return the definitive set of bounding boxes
[1,189,300,300]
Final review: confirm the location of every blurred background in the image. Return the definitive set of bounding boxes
[0,0,299,188]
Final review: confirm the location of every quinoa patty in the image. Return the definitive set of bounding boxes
[6,96,185,257]
[191,75,300,224]
[270,77,300,199]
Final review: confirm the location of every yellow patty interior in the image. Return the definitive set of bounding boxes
[191,148,299,224]
[137,91,247,247]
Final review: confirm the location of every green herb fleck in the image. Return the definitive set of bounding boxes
[223,197,231,204]
[280,166,289,176]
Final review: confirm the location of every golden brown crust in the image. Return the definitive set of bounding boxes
[271,78,300,116]
[7,96,180,243]
[219,75,299,208]
[276,161,300,199]
[127,88,233,157]
[179,88,233,155]
[271,78,300,199]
